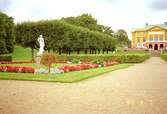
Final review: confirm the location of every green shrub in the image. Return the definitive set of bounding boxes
[56,54,150,63]
[0,55,12,61]
[161,53,167,61]
[92,59,104,64]
[71,58,81,64]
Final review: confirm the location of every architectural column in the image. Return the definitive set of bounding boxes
[153,44,154,50]
[158,44,160,50]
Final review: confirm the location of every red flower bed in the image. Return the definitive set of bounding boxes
[58,61,119,73]
[105,61,119,67]
[0,66,35,73]
[58,64,100,73]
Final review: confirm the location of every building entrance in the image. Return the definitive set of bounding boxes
[154,44,158,50]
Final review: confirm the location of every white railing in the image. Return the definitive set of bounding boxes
[144,40,167,43]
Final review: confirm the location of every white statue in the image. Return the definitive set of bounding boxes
[37,35,45,55]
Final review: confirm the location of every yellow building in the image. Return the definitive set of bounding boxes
[132,22,167,50]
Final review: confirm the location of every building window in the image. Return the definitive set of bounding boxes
[137,37,140,43]
[154,34,158,41]
[149,38,153,41]
[154,37,158,41]
[137,43,141,47]
[143,38,146,42]
[159,34,163,41]
[149,35,153,41]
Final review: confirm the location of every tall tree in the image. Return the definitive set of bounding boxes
[0,11,14,54]
[102,25,114,36]
[61,13,103,32]
[114,29,129,47]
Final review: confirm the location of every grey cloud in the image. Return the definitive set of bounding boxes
[150,0,167,11]
[0,0,12,11]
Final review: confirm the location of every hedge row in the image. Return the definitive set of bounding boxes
[15,20,116,56]
[161,53,167,61]
[56,54,150,63]
[0,55,12,61]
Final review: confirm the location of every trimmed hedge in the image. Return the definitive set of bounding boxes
[56,54,150,63]
[15,20,116,55]
[161,53,167,61]
[0,55,12,61]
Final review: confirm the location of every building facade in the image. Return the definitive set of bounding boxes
[131,23,167,50]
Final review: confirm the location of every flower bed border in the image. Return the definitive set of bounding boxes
[0,66,35,73]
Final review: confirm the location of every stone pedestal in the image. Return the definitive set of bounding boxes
[35,55,42,69]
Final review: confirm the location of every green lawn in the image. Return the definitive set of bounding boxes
[161,53,167,62]
[0,64,132,83]
[12,45,37,60]
[12,45,148,61]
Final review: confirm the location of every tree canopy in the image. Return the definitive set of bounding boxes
[61,13,103,32]
[15,19,116,60]
[0,11,14,54]
[114,29,130,47]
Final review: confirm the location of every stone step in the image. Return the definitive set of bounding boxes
[150,51,161,57]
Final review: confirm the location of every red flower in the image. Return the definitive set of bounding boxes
[15,67,23,73]
[6,66,15,72]
[0,66,35,73]
[22,67,35,73]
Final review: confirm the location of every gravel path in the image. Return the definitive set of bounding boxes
[0,57,167,114]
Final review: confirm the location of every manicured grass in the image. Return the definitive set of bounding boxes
[12,45,37,60]
[12,45,148,61]
[0,64,132,83]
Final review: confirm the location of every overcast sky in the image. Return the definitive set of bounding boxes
[0,0,167,38]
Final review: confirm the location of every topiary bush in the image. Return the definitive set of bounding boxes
[40,53,56,73]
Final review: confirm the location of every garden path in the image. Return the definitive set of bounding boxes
[0,57,167,114]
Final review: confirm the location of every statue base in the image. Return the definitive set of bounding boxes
[35,55,42,69]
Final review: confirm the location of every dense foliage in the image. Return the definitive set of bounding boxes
[62,14,114,36]
[15,19,116,60]
[0,12,15,54]
[0,55,12,61]
[61,14,103,32]
[114,29,131,48]
[56,54,150,63]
